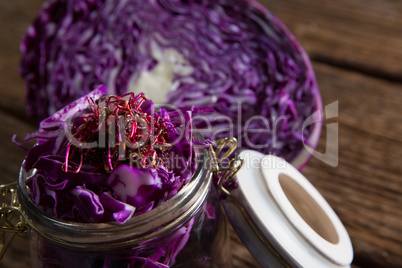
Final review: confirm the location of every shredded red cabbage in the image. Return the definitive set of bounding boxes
[19,87,205,266]
[20,0,322,164]
[32,217,194,268]
[21,87,200,224]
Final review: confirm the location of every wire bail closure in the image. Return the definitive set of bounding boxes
[0,138,285,265]
[0,182,30,260]
[0,140,239,261]
[0,138,290,267]
[209,137,244,196]
[210,138,292,268]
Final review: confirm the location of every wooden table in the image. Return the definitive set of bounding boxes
[0,0,401,267]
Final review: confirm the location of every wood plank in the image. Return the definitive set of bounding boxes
[0,0,44,119]
[303,137,402,266]
[0,111,35,267]
[0,111,36,184]
[302,62,402,267]
[259,0,402,81]
[0,235,31,268]
[314,61,402,144]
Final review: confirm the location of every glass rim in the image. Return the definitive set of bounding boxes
[17,148,211,249]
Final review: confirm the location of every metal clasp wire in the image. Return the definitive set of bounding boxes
[209,137,244,196]
[0,182,30,261]
[210,138,291,268]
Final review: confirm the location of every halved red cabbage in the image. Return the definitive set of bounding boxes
[20,0,322,165]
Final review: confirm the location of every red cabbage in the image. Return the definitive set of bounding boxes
[21,87,200,224]
[18,87,206,266]
[20,0,321,165]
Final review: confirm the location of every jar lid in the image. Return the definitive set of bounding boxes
[221,150,353,268]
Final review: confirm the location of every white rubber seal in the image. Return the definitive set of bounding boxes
[235,150,353,268]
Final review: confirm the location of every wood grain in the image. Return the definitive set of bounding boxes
[0,1,44,120]
[260,0,402,82]
[303,62,402,267]
[0,111,35,184]
[0,112,34,268]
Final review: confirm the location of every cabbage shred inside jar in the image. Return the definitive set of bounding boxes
[14,88,231,267]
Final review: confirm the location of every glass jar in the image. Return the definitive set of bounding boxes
[2,138,354,268]
[15,149,232,268]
